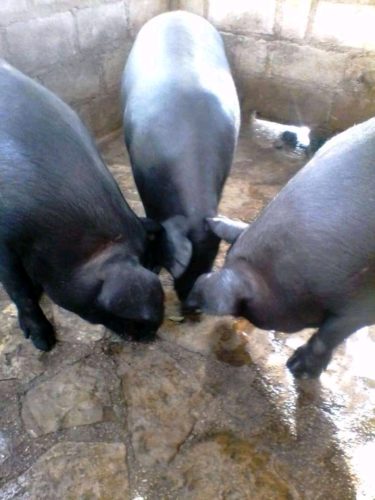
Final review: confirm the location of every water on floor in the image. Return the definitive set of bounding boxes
[0,120,374,499]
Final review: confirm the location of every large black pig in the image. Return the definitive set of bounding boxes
[187,118,375,378]
[122,11,240,305]
[0,60,164,351]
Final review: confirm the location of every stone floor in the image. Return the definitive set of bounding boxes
[0,120,374,499]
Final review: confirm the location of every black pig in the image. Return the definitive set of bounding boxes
[0,60,164,351]
[122,11,240,305]
[187,118,375,378]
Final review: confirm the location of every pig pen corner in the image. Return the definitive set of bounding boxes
[1,0,375,498]
[1,120,374,499]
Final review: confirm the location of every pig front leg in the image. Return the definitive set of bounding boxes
[286,313,363,378]
[0,246,55,351]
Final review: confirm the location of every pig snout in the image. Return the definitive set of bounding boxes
[185,269,241,316]
[127,320,161,342]
[96,262,164,341]
[184,273,210,312]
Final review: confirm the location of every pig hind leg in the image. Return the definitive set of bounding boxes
[286,307,370,378]
[0,246,55,351]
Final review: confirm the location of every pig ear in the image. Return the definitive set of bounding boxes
[206,215,249,243]
[161,215,192,279]
[98,263,163,324]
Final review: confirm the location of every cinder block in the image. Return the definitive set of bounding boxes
[79,91,122,136]
[278,0,312,39]
[0,0,28,27]
[312,2,375,50]
[0,32,7,58]
[178,0,206,17]
[128,0,171,34]
[76,2,128,52]
[342,55,375,93]
[208,0,276,35]
[241,77,332,128]
[0,0,28,12]
[6,12,76,72]
[222,33,267,78]
[38,57,102,103]
[330,92,375,133]
[102,44,132,92]
[32,0,80,4]
[269,42,347,89]
[32,0,120,5]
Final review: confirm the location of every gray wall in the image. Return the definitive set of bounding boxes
[1,0,375,137]
[0,0,168,136]
[176,0,375,136]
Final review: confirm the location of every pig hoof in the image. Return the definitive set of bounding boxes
[21,319,56,351]
[128,321,159,343]
[31,330,56,351]
[136,329,157,343]
[286,345,329,379]
[181,307,202,320]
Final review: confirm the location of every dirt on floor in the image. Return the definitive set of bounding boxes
[0,120,374,499]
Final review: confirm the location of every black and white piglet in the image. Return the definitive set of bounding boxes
[122,11,240,305]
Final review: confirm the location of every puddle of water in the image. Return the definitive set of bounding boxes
[352,441,375,499]
[0,431,10,464]
[209,431,294,499]
[214,320,253,367]
[343,327,375,382]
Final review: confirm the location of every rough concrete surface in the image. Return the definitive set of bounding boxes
[0,122,374,499]
[2,0,375,138]
[179,0,375,135]
[0,0,167,137]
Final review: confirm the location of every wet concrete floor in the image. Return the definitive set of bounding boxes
[0,120,374,499]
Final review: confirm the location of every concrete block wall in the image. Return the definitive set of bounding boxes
[1,0,374,137]
[177,0,375,135]
[0,0,167,136]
